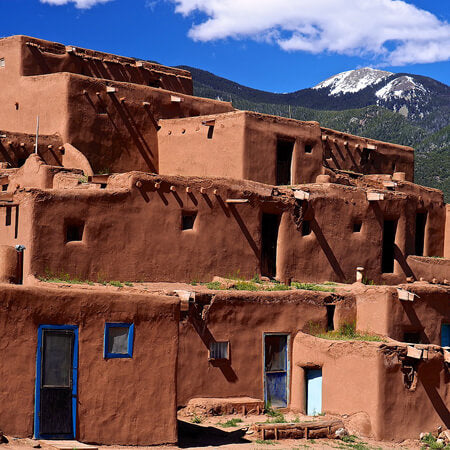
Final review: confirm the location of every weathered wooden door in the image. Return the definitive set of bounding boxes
[264,334,288,408]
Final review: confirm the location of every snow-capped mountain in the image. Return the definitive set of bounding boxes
[313,68,392,96]
[311,69,449,128]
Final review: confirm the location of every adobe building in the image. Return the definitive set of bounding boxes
[0,36,448,446]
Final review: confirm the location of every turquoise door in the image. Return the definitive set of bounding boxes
[442,324,450,347]
[306,369,322,416]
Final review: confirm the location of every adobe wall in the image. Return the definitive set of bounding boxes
[177,290,352,406]
[159,112,247,179]
[243,113,323,185]
[291,333,381,438]
[0,167,444,285]
[321,127,414,181]
[291,333,450,441]
[355,284,450,345]
[0,36,233,174]
[1,35,193,94]
[406,255,450,283]
[279,183,445,285]
[445,204,450,258]
[0,284,179,445]
[159,111,324,185]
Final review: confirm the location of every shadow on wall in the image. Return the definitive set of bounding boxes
[421,360,450,428]
[400,302,430,344]
[189,302,238,383]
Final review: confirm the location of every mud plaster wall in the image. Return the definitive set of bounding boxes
[321,128,414,181]
[0,36,233,174]
[0,285,179,445]
[379,350,450,440]
[11,35,193,94]
[4,174,444,285]
[25,178,265,283]
[445,205,450,258]
[177,291,349,406]
[292,334,449,441]
[158,113,246,179]
[291,333,381,438]
[278,184,445,285]
[243,114,323,185]
[356,285,450,345]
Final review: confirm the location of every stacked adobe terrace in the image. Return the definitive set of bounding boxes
[0,36,448,447]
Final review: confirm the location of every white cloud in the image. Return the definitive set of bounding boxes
[41,0,112,9]
[171,0,450,65]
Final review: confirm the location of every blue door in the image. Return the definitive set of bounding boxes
[442,324,450,347]
[35,325,78,439]
[306,369,322,416]
[264,334,288,408]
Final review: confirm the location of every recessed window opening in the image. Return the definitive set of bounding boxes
[209,341,229,360]
[100,183,107,189]
[304,144,313,154]
[207,125,214,139]
[17,158,26,167]
[302,220,311,236]
[104,323,134,358]
[382,219,397,273]
[403,331,421,344]
[182,211,197,230]
[415,212,427,256]
[5,206,11,226]
[353,221,362,233]
[0,58,5,68]
[66,222,84,242]
[360,148,370,166]
[2,184,8,191]
[326,304,335,331]
[276,138,294,185]
[15,102,19,111]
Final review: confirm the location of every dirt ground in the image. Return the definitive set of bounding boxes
[1,412,424,450]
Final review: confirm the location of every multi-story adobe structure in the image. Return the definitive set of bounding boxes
[0,36,448,447]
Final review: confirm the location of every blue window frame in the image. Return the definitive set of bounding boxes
[104,323,134,358]
[442,324,450,348]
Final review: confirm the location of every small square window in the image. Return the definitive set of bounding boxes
[0,58,5,68]
[104,323,134,358]
[209,341,229,360]
[1,184,8,191]
[305,144,313,154]
[302,220,311,236]
[182,211,197,230]
[66,222,84,242]
[353,222,362,232]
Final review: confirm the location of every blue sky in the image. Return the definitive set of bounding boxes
[0,0,449,92]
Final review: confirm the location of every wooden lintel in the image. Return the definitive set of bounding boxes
[202,120,216,127]
[225,199,249,204]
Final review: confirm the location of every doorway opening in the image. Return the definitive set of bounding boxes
[305,368,322,416]
[276,139,294,185]
[415,212,427,256]
[382,220,397,273]
[35,325,78,439]
[264,334,289,408]
[261,213,280,279]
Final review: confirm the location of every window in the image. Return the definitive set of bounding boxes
[104,323,134,358]
[442,324,450,347]
[302,220,311,236]
[304,144,313,154]
[182,211,197,230]
[209,341,229,360]
[0,58,4,68]
[66,222,84,242]
[403,331,421,344]
[1,184,8,191]
[326,304,335,331]
[353,221,362,233]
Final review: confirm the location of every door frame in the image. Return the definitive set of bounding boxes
[262,332,290,408]
[34,325,78,439]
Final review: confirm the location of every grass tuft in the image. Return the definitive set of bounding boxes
[218,418,243,428]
